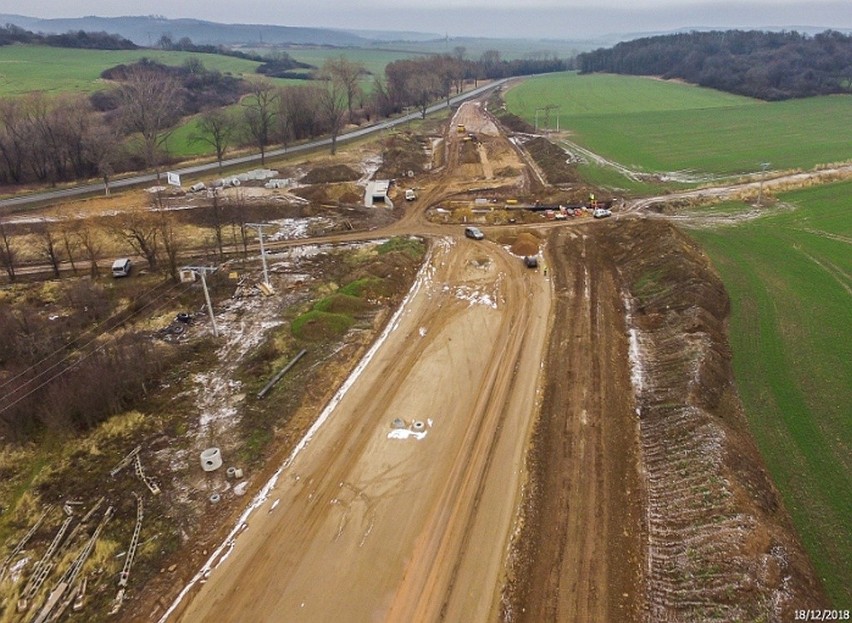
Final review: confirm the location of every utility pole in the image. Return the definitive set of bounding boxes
[542,104,559,132]
[245,223,274,288]
[535,105,559,132]
[184,266,219,337]
[757,162,771,207]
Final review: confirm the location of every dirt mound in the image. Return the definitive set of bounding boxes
[300,164,359,184]
[292,182,360,205]
[523,136,578,185]
[510,232,540,257]
[610,219,826,620]
[506,220,825,623]
[314,293,371,314]
[376,132,429,179]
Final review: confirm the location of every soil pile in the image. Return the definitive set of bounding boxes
[505,219,825,623]
[612,219,826,621]
[509,232,540,257]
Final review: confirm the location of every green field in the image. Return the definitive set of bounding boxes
[0,45,297,96]
[283,48,422,80]
[691,181,852,605]
[505,73,852,177]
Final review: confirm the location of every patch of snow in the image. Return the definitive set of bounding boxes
[623,293,648,407]
[387,429,427,440]
[453,285,498,309]
[7,556,29,582]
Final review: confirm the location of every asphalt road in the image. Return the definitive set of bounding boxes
[0,80,509,212]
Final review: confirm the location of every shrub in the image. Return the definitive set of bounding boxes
[291,310,354,341]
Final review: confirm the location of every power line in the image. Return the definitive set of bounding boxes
[0,278,178,394]
[0,280,192,415]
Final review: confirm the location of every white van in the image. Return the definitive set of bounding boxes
[111,258,132,278]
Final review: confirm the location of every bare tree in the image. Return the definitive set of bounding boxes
[54,95,94,180]
[208,190,226,259]
[75,225,103,277]
[242,82,277,165]
[112,212,160,270]
[406,70,443,119]
[0,98,27,183]
[155,210,183,281]
[280,85,324,141]
[191,108,236,171]
[367,76,394,120]
[84,122,123,196]
[117,63,183,180]
[0,221,18,282]
[316,77,347,155]
[322,56,365,121]
[33,221,63,278]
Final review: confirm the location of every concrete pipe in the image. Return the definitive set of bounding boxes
[200,447,223,472]
[226,466,237,479]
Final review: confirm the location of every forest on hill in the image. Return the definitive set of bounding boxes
[577,30,852,100]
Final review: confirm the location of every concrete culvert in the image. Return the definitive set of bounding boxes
[391,418,406,429]
[226,467,237,479]
[209,493,221,504]
[200,448,222,472]
[411,420,425,431]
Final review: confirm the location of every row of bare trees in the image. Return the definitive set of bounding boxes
[0,92,122,186]
[0,49,566,189]
[0,190,259,283]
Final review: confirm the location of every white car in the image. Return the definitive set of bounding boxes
[405,189,417,201]
[593,208,612,219]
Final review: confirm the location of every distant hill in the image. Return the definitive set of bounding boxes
[0,14,372,47]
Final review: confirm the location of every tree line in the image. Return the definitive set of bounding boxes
[577,30,852,100]
[0,23,136,49]
[0,48,566,188]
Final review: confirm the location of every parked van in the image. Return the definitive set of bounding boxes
[111,258,132,278]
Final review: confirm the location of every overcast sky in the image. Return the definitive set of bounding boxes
[2,1,850,38]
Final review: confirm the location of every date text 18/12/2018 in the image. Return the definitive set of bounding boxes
[795,611,850,621]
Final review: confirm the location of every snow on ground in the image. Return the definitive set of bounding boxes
[622,293,648,414]
[448,285,499,309]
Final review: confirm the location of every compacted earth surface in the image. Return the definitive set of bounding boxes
[0,99,828,623]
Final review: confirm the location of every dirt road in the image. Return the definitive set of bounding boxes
[151,99,823,623]
[504,226,644,622]
[166,233,552,622]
